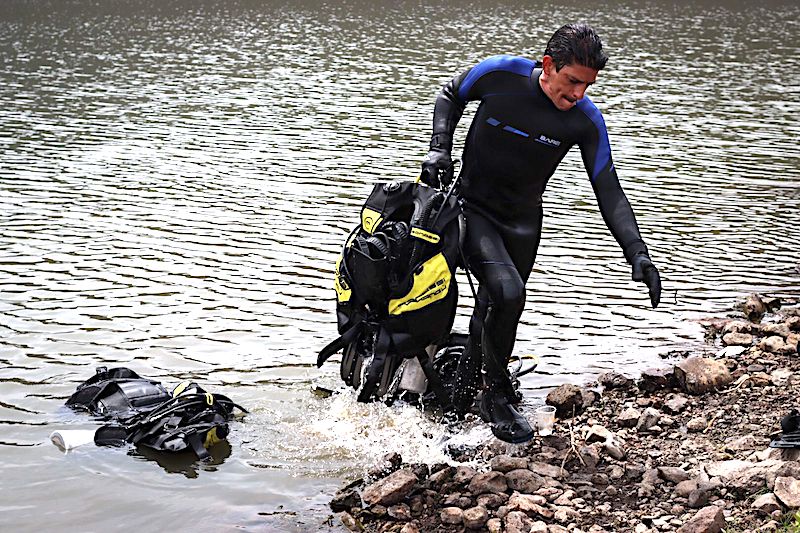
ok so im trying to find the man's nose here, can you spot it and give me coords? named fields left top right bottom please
left=573, top=85, right=587, bottom=101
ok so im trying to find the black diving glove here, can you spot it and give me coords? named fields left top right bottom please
left=420, top=148, right=452, bottom=189
left=631, top=252, right=661, bottom=308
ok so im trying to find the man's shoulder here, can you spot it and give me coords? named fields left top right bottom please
left=471, top=55, right=538, bottom=77
left=575, top=96, right=607, bottom=130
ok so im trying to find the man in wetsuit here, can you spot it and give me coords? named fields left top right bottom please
left=420, top=23, right=662, bottom=443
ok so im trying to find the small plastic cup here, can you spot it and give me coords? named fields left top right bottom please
left=535, top=405, right=556, bottom=436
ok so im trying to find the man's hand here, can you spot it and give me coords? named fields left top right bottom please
left=420, top=149, right=452, bottom=189
left=631, top=253, right=661, bottom=308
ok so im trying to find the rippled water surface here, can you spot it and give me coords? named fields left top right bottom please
left=1, top=0, right=799, bottom=530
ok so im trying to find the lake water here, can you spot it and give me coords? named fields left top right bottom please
left=1, top=0, right=798, bottom=530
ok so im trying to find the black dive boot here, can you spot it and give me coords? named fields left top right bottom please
left=451, top=343, right=482, bottom=414
left=479, top=387, right=534, bottom=444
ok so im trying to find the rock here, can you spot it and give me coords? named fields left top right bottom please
left=722, top=332, right=753, bottom=346
left=505, top=469, right=545, bottom=493
left=609, top=465, right=625, bottom=479
left=742, top=293, right=767, bottom=322
left=639, top=367, right=676, bottom=392
left=330, top=488, right=363, bottom=512
left=454, top=465, right=477, bottom=485
left=774, top=476, right=800, bottom=507
left=476, top=492, right=508, bottom=509
left=486, top=517, right=502, bottom=533
left=425, top=466, right=454, bottom=490
left=469, top=470, right=508, bottom=495
left=408, top=463, right=429, bottom=481
left=674, top=357, right=732, bottom=395
left=440, top=506, right=464, bottom=525
left=688, top=489, right=709, bottom=508
left=388, top=503, right=412, bottom=521
left=763, top=296, right=782, bottom=311
left=637, top=407, right=661, bottom=432
left=659, top=466, right=691, bottom=484
left=546, top=384, right=584, bottom=418
left=504, top=510, right=535, bottom=533
left=724, top=435, right=760, bottom=452
left=598, top=372, right=634, bottom=389
left=530, top=521, right=549, bottom=533
left=603, top=441, right=626, bottom=461
left=553, top=505, right=580, bottom=523
left=663, top=394, right=690, bottom=415
left=751, top=492, right=782, bottom=514
left=687, top=416, right=707, bottom=432
left=591, top=472, right=610, bottom=486
left=463, top=506, right=489, bottom=529
left=704, top=459, right=795, bottom=497
left=507, top=492, right=551, bottom=516
left=581, top=388, right=600, bottom=407
left=676, top=505, right=725, bottom=533
left=340, top=511, right=364, bottom=531
left=362, top=469, right=418, bottom=506
left=771, top=368, right=795, bottom=387
left=722, top=320, right=758, bottom=335
left=763, top=323, right=791, bottom=338
left=760, top=335, right=790, bottom=354
left=399, top=523, right=419, bottom=533
left=617, top=407, right=641, bottom=428
left=529, top=461, right=563, bottom=479
left=585, top=424, right=614, bottom=443
left=491, top=455, right=528, bottom=472
left=579, top=444, right=601, bottom=471
left=675, top=479, right=699, bottom=498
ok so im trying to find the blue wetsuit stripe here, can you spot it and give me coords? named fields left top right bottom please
left=457, top=55, right=536, bottom=102
left=576, top=98, right=611, bottom=182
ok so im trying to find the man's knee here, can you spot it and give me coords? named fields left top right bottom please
left=488, top=276, right=526, bottom=318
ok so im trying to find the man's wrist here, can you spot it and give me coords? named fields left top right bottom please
left=429, top=133, right=452, bottom=152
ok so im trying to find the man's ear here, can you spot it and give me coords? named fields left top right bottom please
left=541, top=55, right=555, bottom=79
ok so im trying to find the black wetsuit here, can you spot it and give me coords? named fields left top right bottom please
left=429, top=55, right=649, bottom=392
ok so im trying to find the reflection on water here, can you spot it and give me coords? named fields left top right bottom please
left=1, top=0, right=799, bottom=529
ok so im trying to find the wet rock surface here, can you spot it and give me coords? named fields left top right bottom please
left=331, top=297, right=800, bottom=532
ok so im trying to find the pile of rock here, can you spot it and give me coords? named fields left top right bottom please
left=329, top=295, right=800, bottom=532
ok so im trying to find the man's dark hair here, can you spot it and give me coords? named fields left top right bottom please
left=544, top=23, right=608, bottom=71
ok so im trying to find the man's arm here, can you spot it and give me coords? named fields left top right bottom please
left=421, top=70, right=470, bottom=188
left=576, top=99, right=661, bottom=307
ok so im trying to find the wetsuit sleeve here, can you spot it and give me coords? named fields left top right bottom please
left=577, top=102, right=649, bottom=263
left=429, top=69, right=471, bottom=151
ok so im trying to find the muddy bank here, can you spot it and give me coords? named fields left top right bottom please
left=329, top=294, right=800, bottom=532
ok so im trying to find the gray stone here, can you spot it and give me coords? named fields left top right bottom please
left=676, top=505, right=725, bottom=533
left=598, top=372, right=634, bottom=389
left=530, top=521, right=549, bottom=533
left=704, top=459, right=794, bottom=497
left=491, top=455, right=528, bottom=472
left=582, top=388, right=600, bottom=408
left=454, top=465, right=477, bottom=485
left=469, top=470, right=508, bottom=495
left=603, top=442, right=626, bottom=461
left=722, top=332, right=753, bottom=346
left=760, top=335, right=790, bottom=354
left=546, top=384, right=584, bottom=418
left=674, top=357, right=732, bottom=395
left=330, top=488, right=362, bottom=512
left=388, top=503, right=412, bottom=521
left=742, top=293, right=767, bottom=322
left=659, top=466, right=691, bottom=484
left=639, top=367, right=676, bottom=392
left=751, top=492, right=782, bottom=514
left=675, top=479, right=699, bottom=498
left=763, top=323, right=791, bottom=338
left=504, top=510, right=535, bottom=533
left=505, top=469, right=545, bottom=493
left=586, top=424, right=614, bottom=443
left=722, top=320, right=758, bottom=335
left=399, top=523, right=420, bottom=533
left=663, top=394, right=690, bottom=415
left=476, top=492, right=508, bottom=509
left=617, top=407, right=641, bottom=428
left=687, top=416, right=707, bottom=432
left=506, top=492, right=551, bottom=517
left=339, top=511, right=364, bottom=532
left=486, top=518, right=502, bottom=533
left=440, top=506, right=464, bottom=525
left=579, top=444, right=601, bottom=471
left=609, top=465, right=625, bottom=479
left=637, top=407, right=661, bottom=432
left=688, top=489, right=709, bottom=508
left=425, top=465, right=454, bottom=490
left=528, top=461, right=563, bottom=479
left=362, top=469, right=418, bottom=506
left=463, top=506, right=489, bottom=529
left=724, top=435, right=760, bottom=452
left=774, top=476, right=800, bottom=508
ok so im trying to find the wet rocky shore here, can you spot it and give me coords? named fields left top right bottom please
left=328, top=294, right=800, bottom=532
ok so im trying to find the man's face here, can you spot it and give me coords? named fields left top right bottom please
left=540, top=55, right=599, bottom=111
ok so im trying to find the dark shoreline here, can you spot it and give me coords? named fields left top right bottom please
left=328, top=294, right=800, bottom=533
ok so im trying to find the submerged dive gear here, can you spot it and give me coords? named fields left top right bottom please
left=631, top=252, right=662, bottom=308
left=318, top=180, right=463, bottom=406
left=66, top=367, right=247, bottom=461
